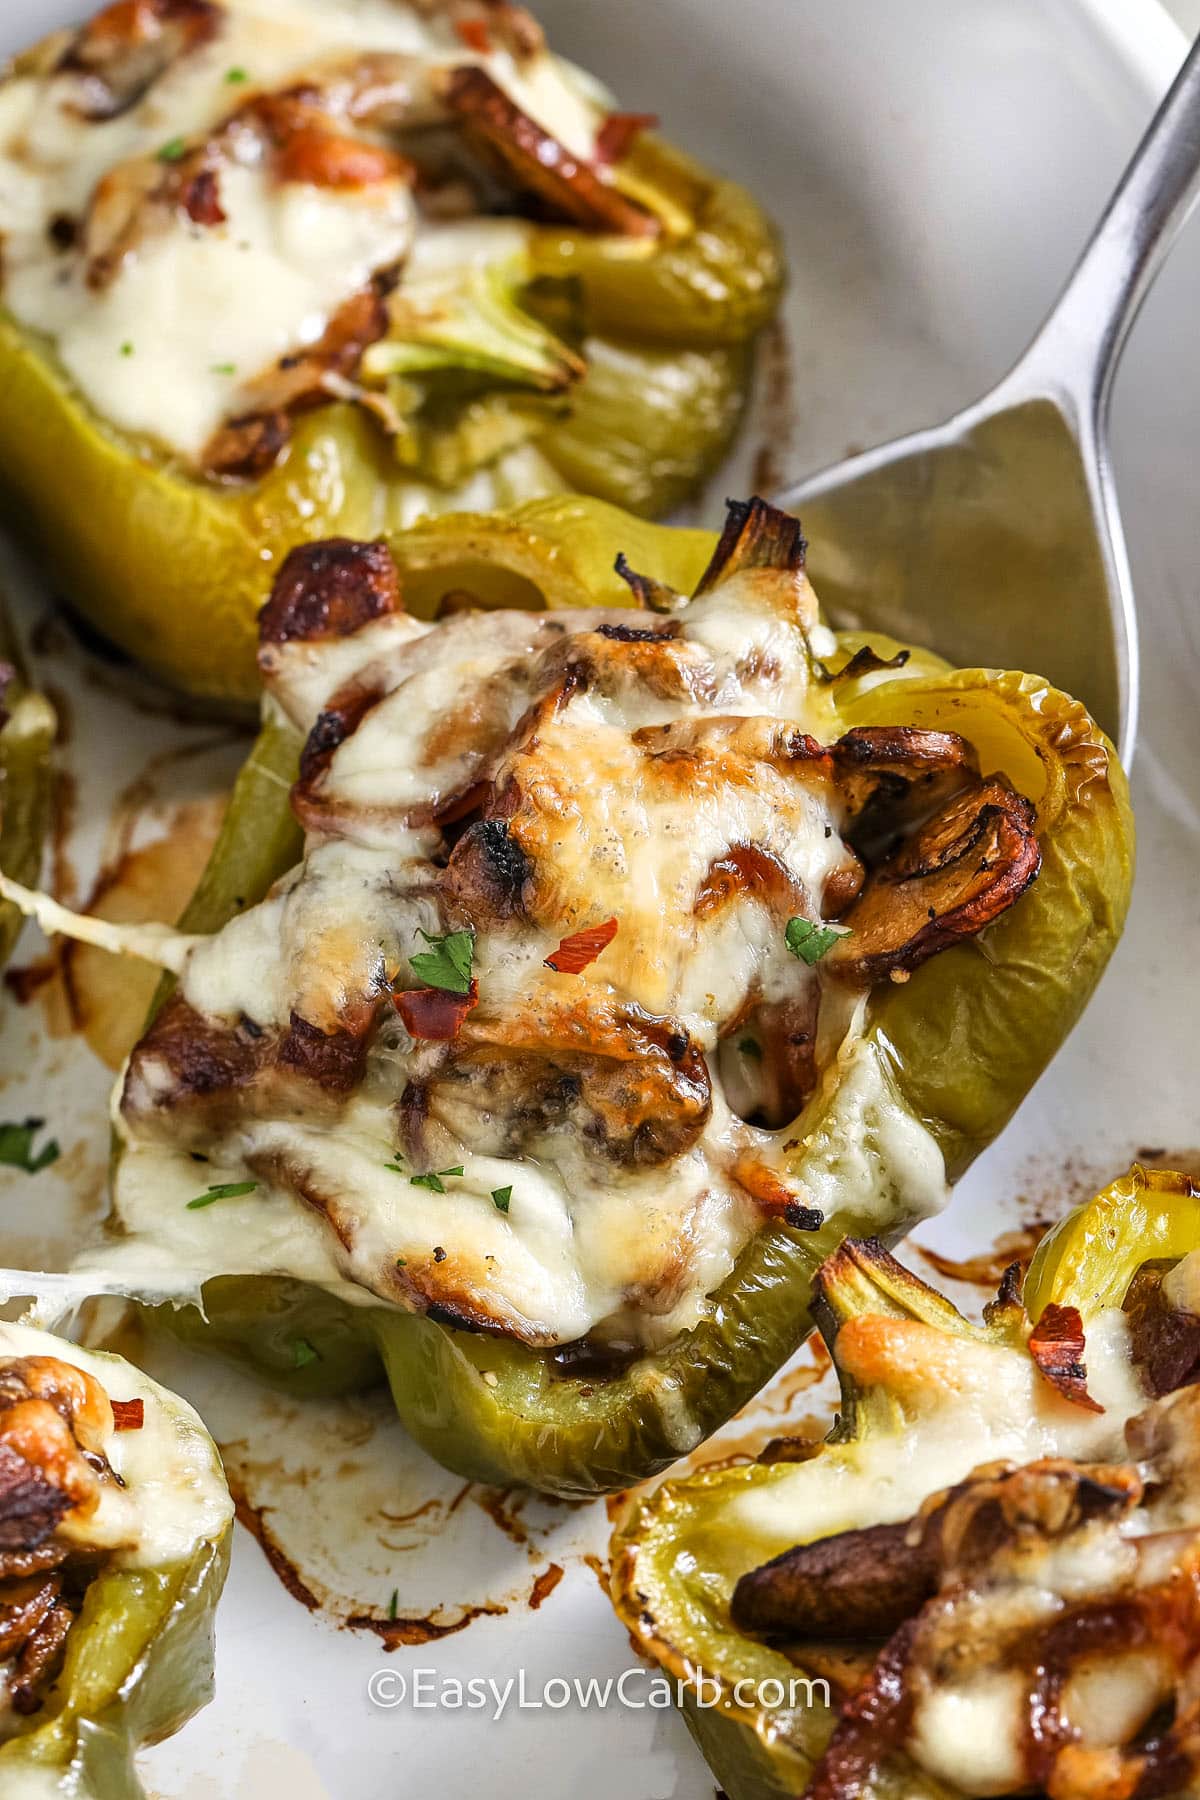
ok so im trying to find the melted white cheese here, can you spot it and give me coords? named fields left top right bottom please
left=0, top=1321, right=231, bottom=1570
left=0, top=0, right=602, bottom=459
left=783, top=1025, right=948, bottom=1228
left=731, top=1310, right=1145, bottom=1546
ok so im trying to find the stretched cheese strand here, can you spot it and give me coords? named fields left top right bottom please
left=0, top=871, right=200, bottom=974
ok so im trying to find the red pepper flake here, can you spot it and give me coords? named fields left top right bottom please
left=594, top=112, right=658, bottom=165
left=1028, top=1303, right=1104, bottom=1413
left=111, top=1398, right=145, bottom=1431
left=455, top=17, right=493, bottom=53
left=545, top=919, right=618, bottom=974
left=395, top=981, right=479, bottom=1041
left=182, top=166, right=227, bottom=226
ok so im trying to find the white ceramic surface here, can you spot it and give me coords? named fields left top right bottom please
left=1, top=3, right=1199, bottom=1796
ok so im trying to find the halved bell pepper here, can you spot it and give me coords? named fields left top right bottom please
left=0, top=1319, right=232, bottom=1799
left=0, top=600, right=56, bottom=973
left=0, top=18, right=781, bottom=712
left=112, top=492, right=1135, bottom=1497
left=610, top=1164, right=1200, bottom=1800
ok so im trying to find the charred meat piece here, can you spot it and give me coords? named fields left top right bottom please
left=0, top=1544, right=70, bottom=1581
left=57, top=0, right=219, bottom=121
left=120, top=994, right=373, bottom=1151
left=259, top=538, right=402, bottom=651
left=195, top=409, right=290, bottom=484
left=0, top=1573, right=62, bottom=1660
left=1124, top=1261, right=1200, bottom=1399
left=10, top=1595, right=75, bottom=1715
left=0, top=1444, right=70, bottom=1553
left=825, top=776, right=1041, bottom=983
left=441, top=67, right=659, bottom=237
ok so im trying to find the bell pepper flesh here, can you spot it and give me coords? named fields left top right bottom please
left=0, top=601, right=57, bottom=972
left=0, top=1539, right=231, bottom=1799
left=0, top=131, right=781, bottom=707
left=125, top=495, right=1133, bottom=1497
left=609, top=1164, right=1189, bottom=1800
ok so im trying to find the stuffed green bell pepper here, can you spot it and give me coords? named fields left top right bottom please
left=0, top=1315, right=231, bottom=1798
left=0, top=492, right=1132, bottom=1496
left=0, top=0, right=781, bottom=706
left=612, top=1164, right=1200, bottom=1800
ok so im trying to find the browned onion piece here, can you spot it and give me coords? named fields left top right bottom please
left=693, top=494, right=807, bottom=595
left=824, top=776, right=1041, bottom=982
left=441, top=66, right=659, bottom=237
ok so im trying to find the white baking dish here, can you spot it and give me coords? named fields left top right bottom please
left=0, top=2, right=1198, bottom=1794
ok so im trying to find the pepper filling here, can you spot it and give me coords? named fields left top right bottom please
left=99, top=497, right=1041, bottom=1355
left=0, top=0, right=663, bottom=478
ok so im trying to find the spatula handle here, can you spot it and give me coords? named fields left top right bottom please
left=1020, top=31, right=1200, bottom=416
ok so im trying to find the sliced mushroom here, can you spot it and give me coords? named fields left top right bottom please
left=258, top=538, right=402, bottom=650
left=824, top=776, right=1041, bottom=983
left=440, top=66, right=659, bottom=237
left=120, top=994, right=375, bottom=1151
left=443, top=818, right=534, bottom=924
left=418, top=1001, right=712, bottom=1170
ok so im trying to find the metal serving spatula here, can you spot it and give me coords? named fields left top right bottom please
left=776, top=34, right=1200, bottom=764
